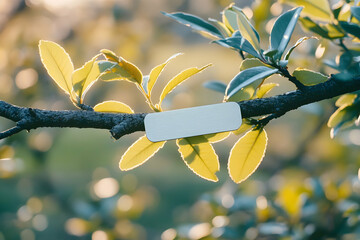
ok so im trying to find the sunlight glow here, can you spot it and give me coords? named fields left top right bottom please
left=15, top=68, right=38, bottom=90
left=256, top=195, right=268, bottom=210
left=161, top=228, right=177, bottom=240
left=221, top=194, right=234, bottom=208
left=65, top=218, right=89, bottom=236
left=93, top=177, right=119, bottom=198
left=92, top=230, right=108, bottom=240
left=189, top=223, right=211, bottom=240
left=117, top=195, right=133, bottom=212
left=212, top=216, right=229, bottom=227
left=315, top=45, right=326, bottom=59
left=32, top=214, right=48, bottom=231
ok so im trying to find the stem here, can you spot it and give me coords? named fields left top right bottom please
left=278, top=67, right=307, bottom=90
left=137, top=84, right=159, bottom=112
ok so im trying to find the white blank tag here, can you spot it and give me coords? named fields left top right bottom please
left=145, top=102, right=242, bottom=142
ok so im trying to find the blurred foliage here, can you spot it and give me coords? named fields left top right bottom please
left=0, top=0, right=359, bottom=240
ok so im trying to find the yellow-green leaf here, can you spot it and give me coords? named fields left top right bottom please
left=159, top=64, right=211, bottom=106
left=100, top=49, right=119, bottom=62
left=99, top=51, right=143, bottom=85
left=223, top=9, right=237, bottom=32
left=255, top=83, right=279, bottom=98
left=38, top=40, right=74, bottom=95
left=327, top=106, right=346, bottom=128
left=293, top=68, right=328, bottom=86
left=240, top=58, right=269, bottom=71
left=119, top=57, right=143, bottom=84
left=280, top=0, right=332, bottom=21
left=177, top=136, right=219, bottom=182
left=145, top=53, right=183, bottom=96
left=228, top=128, right=268, bottom=183
left=72, top=55, right=101, bottom=103
left=94, top=101, right=134, bottom=114
left=233, top=7, right=261, bottom=51
left=232, top=123, right=253, bottom=135
left=203, top=131, right=231, bottom=143
left=208, top=18, right=232, bottom=38
left=335, top=94, right=357, bottom=107
left=119, top=135, right=166, bottom=171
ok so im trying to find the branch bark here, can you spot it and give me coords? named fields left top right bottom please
left=1, top=76, right=359, bottom=140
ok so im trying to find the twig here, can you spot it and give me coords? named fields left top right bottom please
left=0, top=75, right=359, bottom=140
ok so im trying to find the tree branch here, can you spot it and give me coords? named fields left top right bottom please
left=0, top=76, right=359, bottom=140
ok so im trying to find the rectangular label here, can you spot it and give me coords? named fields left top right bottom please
left=145, top=102, right=242, bottom=142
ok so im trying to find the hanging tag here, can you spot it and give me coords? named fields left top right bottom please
left=145, top=102, right=242, bottom=142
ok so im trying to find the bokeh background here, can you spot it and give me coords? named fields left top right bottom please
left=0, top=0, right=359, bottom=239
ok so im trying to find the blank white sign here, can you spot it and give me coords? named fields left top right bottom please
left=145, top=102, right=242, bottom=142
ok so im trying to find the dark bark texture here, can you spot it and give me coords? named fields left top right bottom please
left=1, top=76, right=359, bottom=140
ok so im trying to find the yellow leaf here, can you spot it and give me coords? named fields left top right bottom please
left=280, top=0, right=332, bottom=21
left=228, top=128, right=268, bottom=183
left=232, top=123, right=253, bottom=135
left=146, top=53, right=183, bottom=96
left=100, top=49, right=119, bottom=62
left=203, top=131, right=231, bottom=143
left=38, top=40, right=74, bottom=95
left=118, top=57, right=143, bottom=85
left=119, top=135, right=166, bottom=170
left=177, top=136, right=219, bottom=182
left=255, top=83, right=279, bottom=99
left=72, top=55, right=101, bottom=103
left=94, top=101, right=134, bottom=114
left=159, top=64, right=211, bottom=106
left=99, top=50, right=143, bottom=85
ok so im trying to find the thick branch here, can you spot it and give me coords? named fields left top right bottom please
left=0, top=76, right=359, bottom=140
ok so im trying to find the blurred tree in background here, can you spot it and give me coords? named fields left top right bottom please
left=0, top=0, right=359, bottom=239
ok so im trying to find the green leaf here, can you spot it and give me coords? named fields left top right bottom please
left=159, top=64, right=211, bottom=107
left=223, top=8, right=238, bottom=32
left=339, top=21, right=360, bottom=39
left=225, top=66, right=278, bottom=100
left=240, top=38, right=261, bottom=58
left=38, top=40, right=74, bottom=95
left=351, top=6, right=360, bottom=22
left=177, top=136, right=219, bottom=182
left=144, top=53, right=182, bottom=96
left=279, top=0, right=332, bottom=21
left=284, top=36, right=317, bottom=60
left=98, top=61, right=117, bottom=72
left=162, top=12, right=223, bottom=39
left=203, top=81, right=227, bottom=94
left=232, top=7, right=261, bottom=52
left=270, top=7, right=303, bottom=60
left=213, top=35, right=243, bottom=51
left=72, top=55, right=101, bottom=103
left=255, top=83, right=279, bottom=98
left=94, top=100, right=134, bottom=114
left=228, top=128, right=268, bottom=183
left=292, top=68, right=328, bottom=86
left=119, top=135, right=166, bottom=170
